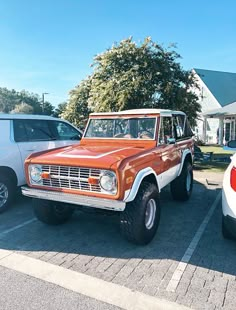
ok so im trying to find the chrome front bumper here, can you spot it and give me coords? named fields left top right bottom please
left=21, top=186, right=126, bottom=211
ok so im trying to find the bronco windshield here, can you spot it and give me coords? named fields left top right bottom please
left=85, top=117, right=156, bottom=139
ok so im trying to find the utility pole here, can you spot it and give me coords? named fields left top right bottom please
left=42, top=92, right=49, bottom=113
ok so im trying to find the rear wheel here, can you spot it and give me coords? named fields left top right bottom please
left=171, top=161, right=193, bottom=201
left=33, top=198, right=74, bottom=225
left=120, top=182, right=160, bottom=245
left=222, top=216, right=234, bottom=239
left=0, top=175, right=16, bottom=213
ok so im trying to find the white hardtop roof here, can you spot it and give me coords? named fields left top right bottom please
left=0, top=113, right=59, bottom=120
left=90, top=108, right=185, bottom=116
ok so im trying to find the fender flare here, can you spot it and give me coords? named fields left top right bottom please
left=177, top=149, right=193, bottom=176
left=124, top=167, right=160, bottom=203
left=0, top=166, right=18, bottom=187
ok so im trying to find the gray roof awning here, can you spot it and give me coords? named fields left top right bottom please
left=203, top=101, right=236, bottom=118
left=194, top=68, right=236, bottom=107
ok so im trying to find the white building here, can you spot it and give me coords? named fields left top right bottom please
left=193, top=68, right=236, bottom=144
left=203, top=101, right=236, bottom=145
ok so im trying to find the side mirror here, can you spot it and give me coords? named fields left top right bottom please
left=167, top=137, right=176, bottom=145
left=227, top=140, right=236, bottom=148
left=70, top=134, right=81, bottom=140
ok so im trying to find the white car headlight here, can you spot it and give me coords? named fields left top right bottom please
left=100, top=171, right=117, bottom=194
left=29, top=165, right=42, bottom=184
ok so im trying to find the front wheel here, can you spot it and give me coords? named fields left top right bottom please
left=120, top=182, right=160, bottom=245
left=33, top=198, right=74, bottom=225
left=171, top=161, right=193, bottom=201
left=0, top=175, right=16, bottom=213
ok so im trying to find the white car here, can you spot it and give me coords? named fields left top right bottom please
left=0, top=114, right=82, bottom=213
left=222, top=140, right=236, bottom=239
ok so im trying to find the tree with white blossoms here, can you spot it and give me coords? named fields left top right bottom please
left=63, top=37, right=200, bottom=126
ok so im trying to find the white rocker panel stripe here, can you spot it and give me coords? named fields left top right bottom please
left=124, top=164, right=182, bottom=203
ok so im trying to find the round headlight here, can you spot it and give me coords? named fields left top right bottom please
left=100, top=171, right=117, bottom=193
left=29, top=165, right=42, bottom=184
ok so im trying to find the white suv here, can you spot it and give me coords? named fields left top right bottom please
left=222, top=140, right=236, bottom=239
left=0, top=114, right=82, bottom=213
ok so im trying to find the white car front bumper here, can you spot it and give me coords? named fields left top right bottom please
left=222, top=162, right=236, bottom=237
left=222, top=165, right=236, bottom=218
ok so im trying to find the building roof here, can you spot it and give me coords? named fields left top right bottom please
left=203, top=101, right=236, bottom=117
left=194, top=68, right=236, bottom=107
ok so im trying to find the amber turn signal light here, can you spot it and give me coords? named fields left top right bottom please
left=88, top=177, right=99, bottom=185
left=41, top=172, right=51, bottom=179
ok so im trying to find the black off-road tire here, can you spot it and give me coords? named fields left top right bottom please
left=120, top=182, right=160, bottom=245
left=33, top=198, right=74, bottom=225
left=171, top=161, right=193, bottom=201
left=222, top=216, right=234, bottom=240
left=0, top=175, right=16, bottom=214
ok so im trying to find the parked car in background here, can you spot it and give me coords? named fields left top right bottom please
left=22, top=109, right=194, bottom=245
left=0, top=114, right=82, bottom=213
left=222, top=140, right=236, bottom=239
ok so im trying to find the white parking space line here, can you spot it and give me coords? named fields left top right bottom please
left=0, top=249, right=190, bottom=310
left=0, top=218, right=36, bottom=238
left=166, top=191, right=221, bottom=292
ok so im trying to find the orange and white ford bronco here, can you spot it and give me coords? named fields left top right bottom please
left=22, top=109, right=194, bottom=244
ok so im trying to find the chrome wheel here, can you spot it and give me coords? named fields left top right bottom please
left=0, top=182, right=8, bottom=209
left=145, top=198, right=156, bottom=230
left=186, top=170, right=191, bottom=192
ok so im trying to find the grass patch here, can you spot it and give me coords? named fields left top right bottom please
left=194, top=144, right=233, bottom=172
left=200, top=145, right=234, bottom=155
left=193, top=161, right=228, bottom=172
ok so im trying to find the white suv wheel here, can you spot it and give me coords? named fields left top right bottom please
left=0, top=182, right=8, bottom=209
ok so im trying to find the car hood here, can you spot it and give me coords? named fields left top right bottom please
left=27, top=144, right=150, bottom=169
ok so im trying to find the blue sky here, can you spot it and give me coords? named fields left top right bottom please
left=0, top=0, right=236, bottom=107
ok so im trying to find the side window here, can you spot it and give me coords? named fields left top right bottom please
left=13, top=120, right=55, bottom=142
left=173, top=114, right=193, bottom=139
left=184, top=118, right=194, bottom=137
left=173, top=115, right=185, bottom=139
left=51, top=121, right=81, bottom=140
left=14, top=120, right=28, bottom=142
left=159, top=116, right=174, bottom=145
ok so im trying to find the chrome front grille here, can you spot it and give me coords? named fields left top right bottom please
left=42, top=165, right=102, bottom=193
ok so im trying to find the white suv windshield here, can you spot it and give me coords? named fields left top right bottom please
left=85, top=117, right=156, bottom=139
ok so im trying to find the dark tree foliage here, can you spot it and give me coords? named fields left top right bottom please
left=53, top=102, right=68, bottom=118
left=0, top=87, right=54, bottom=115
left=61, top=79, right=92, bottom=128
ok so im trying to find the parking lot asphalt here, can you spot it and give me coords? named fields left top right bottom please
left=0, top=170, right=236, bottom=310
left=0, top=265, right=122, bottom=310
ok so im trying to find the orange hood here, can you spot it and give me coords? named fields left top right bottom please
left=26, top=143, right=154, bottom=169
